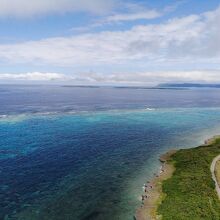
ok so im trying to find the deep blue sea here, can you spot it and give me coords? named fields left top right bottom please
left=1, top=85, right=220, bottom=220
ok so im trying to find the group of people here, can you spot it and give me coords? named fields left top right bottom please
left=141, top=165, right=165, bottom=204
left=141, top=182, right=152, bottom=203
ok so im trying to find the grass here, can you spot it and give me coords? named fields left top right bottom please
left=158, top=138, right=220, bottom=220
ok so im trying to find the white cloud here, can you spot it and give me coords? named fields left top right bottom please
left=102, top=1, right=184, bottom=23
left=105, top=9, right=161, bottom=23
left=0, top=5, right=219, bottom=67
left=0, top=4, right=220, bottom=87
left=75, top=70, right=220, bottom=85
left=0, top=0, right=116, bottom=17
left=0, top=72, right=67, bottom=81
left=1, top=70, right=220, bottom=85
left=71, top=1, right=185, bottom=33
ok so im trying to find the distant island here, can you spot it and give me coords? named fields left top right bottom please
left=136, top=136, right=220, bottom=220
left=61, top=85, right=186, bottom=90
left=61, top=83, right=220, bottom=90
left=62, top=85, right=100, bottom=88
left=158, top=83, right=220, bottom=88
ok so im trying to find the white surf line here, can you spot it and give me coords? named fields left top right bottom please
left=210, top=155, right=220, bottom=199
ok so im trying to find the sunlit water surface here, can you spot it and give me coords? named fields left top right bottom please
left=1, top=85, right=220, bottom=220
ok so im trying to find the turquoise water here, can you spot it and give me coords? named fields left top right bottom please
left=1, top=108, right=220, bottom=220
left=1, top=86, right=220, bottom=220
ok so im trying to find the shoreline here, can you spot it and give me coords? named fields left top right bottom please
left=135, top=136, right=220, bottom=220
left=135, top=150, right=176, bottom=220
left=203, top=135, right=220, bottom=145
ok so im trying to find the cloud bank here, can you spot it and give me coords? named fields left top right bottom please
left=1, top=70, right=220, bottom=85
left=0, top=3, right=219, bottom=85
left=0, top=0, right=116, bottom=17
left=0, top=5, right=219, bottom=67
left=75, top=70, right=220, bottom=85
left=105, top=9, right=161, bottom=23
left=0, top=72, right=66, bottom=81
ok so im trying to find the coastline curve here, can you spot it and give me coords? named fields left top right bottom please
left=210, top=154, right=220, bottom=199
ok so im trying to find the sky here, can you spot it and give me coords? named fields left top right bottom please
left=0, top=0, right=220, bottom=85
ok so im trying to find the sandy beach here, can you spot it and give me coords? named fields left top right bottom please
left=135, top=150, right=176, bottom=220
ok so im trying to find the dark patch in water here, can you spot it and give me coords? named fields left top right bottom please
left=109, top=187, right=117, bottom=193
left=81, top=211, right=101, bottom=220
left=117, top=174, right=122, bottom=178
left=112, top=199, right=120, bottom=204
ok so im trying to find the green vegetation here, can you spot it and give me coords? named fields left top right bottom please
left=158, top=138, right=220, bottom=220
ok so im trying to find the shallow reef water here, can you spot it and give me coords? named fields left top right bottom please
left=1, top=86, right=220, bottom=219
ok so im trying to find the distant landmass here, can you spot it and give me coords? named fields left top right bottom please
left=61, top=85, right=186, bottom=90
left=158, top=83, right=220, bottom=88
left=113, top=86, right=183, bottom=90
left=62, top=85, right=100, bottom=88
left=61, top=84, right=220, bottom=90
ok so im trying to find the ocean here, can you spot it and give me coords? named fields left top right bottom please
left=1, top=85, right=220, bottom=220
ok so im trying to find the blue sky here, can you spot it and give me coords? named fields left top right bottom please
left=0, top=0, right=220, bottom=85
